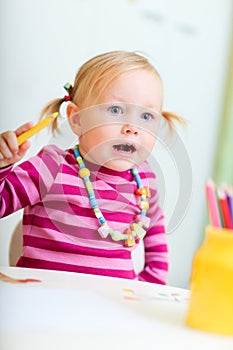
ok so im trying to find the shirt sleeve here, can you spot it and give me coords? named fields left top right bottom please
left=137, top=212, right=168, bottom=284
left=0, top=145, right=60, bottom=218
left=137, top=164, right=169, bottom=284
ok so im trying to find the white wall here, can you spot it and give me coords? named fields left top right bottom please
left=0, top=0, right=232, bottom=287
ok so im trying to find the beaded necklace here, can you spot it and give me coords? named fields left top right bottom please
left=74, top=145, right=151, bottom=247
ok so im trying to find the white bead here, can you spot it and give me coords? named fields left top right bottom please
left=136, top=215, right=151, bottom=229
left=94, top=209, right=103, bottom=219
left=111, top=230, right=127, bottom=241
left=98, top=225, right=110, bottom=238
left=131, top=223, right=146, bottom=239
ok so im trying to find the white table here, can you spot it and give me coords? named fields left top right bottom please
left=0, top=266, right=232, bottom=350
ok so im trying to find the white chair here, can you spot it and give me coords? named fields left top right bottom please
left=9, top=220, right=23, bottom=266
left=0, top=211, right=23, bottom=266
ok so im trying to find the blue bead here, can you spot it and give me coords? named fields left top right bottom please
left=83, top=176, right=89, bottom=183
left=134, top=174, right=142, bottom=187
left=131, top=167, right=138, bottom=175
left=99, top=217, right=106, bottom=224
left=73, top=148, right=79, bottom=158
left=89, top=192, right=95, bottom=199
left=90, top=198, right=98, bottom=208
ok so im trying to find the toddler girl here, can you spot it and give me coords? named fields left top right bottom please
left=0, top=51, right=182, bottom=284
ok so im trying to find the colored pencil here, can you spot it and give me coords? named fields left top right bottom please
left=205, top=179, right=221, bottom=228
left=218, top=188, right=233, bottom=229
left=225, top=186, right=233, bottom=228
left=17, top=112, right=59, bottom=146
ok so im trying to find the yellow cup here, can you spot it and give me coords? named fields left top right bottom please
left=186, top=226, right=233, bottom=336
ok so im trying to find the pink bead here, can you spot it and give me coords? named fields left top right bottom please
left=136, top=215, right=151, bottom=229
left=98, top=225, right=110, bottom=238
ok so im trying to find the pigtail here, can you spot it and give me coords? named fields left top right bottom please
left=39, top=83, right=74, bottom=134
left=161, top=110, right=186, bottom=130
left=39, top=98, right=64, bottom=134
left=158, top=111, right=187, bottom=144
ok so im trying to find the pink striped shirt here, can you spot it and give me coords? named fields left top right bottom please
left=0, top=145, right=168, bottom=284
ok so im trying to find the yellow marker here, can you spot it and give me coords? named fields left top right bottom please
left=17, top=112, right=59, bottom=146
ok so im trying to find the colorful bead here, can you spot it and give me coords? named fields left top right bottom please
left=74, top=145, right=151, bottom=246
left=98, top=225, right=110, bottom=238
left=134, top=187, right=151, bottom=198
left=131, top=167, right=138, bottom=175
left=110, top=230, right=127, bottom=241
left=86, top=181, right=93, bottom=193
left=139, top=200, right=149, bottom=210
left=76, top=156, right=83, bottom=164
left=64, top=82, right=72, bottom=91
left=94, top=208, right=103, bottom=219
left=124, top=228, right=136, bottom=247
left=99, top=217, right=106, bottom=224
left=131, top=168, right=143, bottom=188
left=89, top=192, right=95, bottom=199
left=136, top=215, right=151, bottom=229
left=131, top=223, right=146, bottom=239
left=90, top=198, right=98, bottom=208
left=79, top=167, right=90, bottom=178
left=134, top=176, right=143, bottom=188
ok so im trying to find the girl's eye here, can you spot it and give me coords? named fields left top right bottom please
left=141, top=113, right=153, bottom=121
left=108, top=106, right=123, bottom=115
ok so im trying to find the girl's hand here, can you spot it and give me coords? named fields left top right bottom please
left=0, top=122, right=33, bottom=168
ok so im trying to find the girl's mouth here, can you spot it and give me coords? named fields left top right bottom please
left=113, top=143, right=136, bottom=154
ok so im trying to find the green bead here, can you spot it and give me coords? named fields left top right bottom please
left=85, top=181, right=93, bottom=193
left=76, top=156, right=83, bottom=164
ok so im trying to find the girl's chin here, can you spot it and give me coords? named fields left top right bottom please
left=103, top=159, right=140, bottom=172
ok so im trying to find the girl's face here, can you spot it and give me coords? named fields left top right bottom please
left=70, top=69, right=163, bottom=171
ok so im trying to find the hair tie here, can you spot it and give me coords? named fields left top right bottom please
left=63, top=82, right=73, bottom=102
left=64, top=95, right=71, bottom=101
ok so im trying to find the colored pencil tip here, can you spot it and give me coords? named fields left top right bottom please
left=206, top=178, right=215, bottom=188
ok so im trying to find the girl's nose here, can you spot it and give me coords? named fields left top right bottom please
left=121, top=124, right=139, bottom=135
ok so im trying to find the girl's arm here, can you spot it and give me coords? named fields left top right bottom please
left=138, top=215, right=168, bottom=285
left=0, top=145, right=60, bottom=218
left=137, top=168, right=168, bottom=284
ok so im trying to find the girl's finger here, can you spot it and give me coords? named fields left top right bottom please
left=1, top=131, right=19, bottom=153
left=15, top=121, right=34, bottom=137
left=0, top=136, right=15, bottom=159
left=17, top=140, right=31, bottom=157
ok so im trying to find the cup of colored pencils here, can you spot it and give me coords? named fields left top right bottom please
left=185, top=179, right=233, bottom=336
left=205, top=179, right=233, bottom=230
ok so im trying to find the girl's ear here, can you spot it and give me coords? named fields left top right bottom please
left=66, top=103, right=82, bottom=136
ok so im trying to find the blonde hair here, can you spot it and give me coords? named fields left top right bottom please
left=40, top=50, right=184, bottom=132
